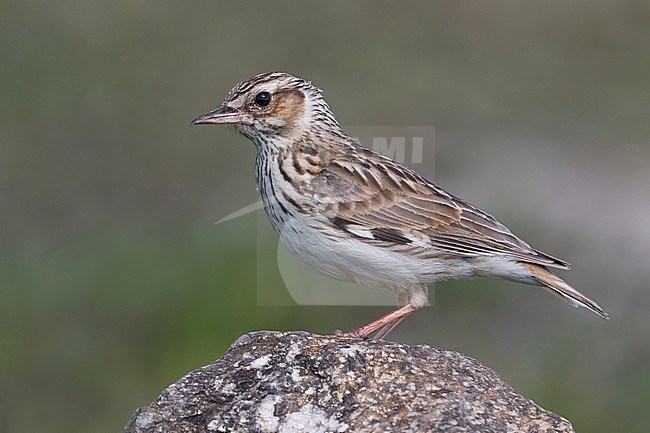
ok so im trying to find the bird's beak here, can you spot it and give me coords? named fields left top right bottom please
left=191, top=106, right=254, bottom=126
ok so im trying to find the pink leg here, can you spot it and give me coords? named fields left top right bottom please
left=372, top=312, right=412, bottom=340
left=335, top=304, right=417, bottom=339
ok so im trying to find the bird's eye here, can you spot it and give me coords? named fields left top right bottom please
left=254, top=91, right=272, bottom=107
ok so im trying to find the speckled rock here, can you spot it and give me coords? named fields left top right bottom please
left=125, top=331, right=574, bottom=433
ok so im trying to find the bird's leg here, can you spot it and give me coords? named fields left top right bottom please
left=372, top=313, right=411, bottom=340
left=335, top=304, right=417, bottom=339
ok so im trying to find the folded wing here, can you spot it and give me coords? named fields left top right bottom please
left=311, top=148, right=570, bottom=270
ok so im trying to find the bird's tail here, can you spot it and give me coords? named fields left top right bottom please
left=519, top=263, right=609, bottom=320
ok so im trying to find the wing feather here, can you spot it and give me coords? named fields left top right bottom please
left=311, top=152, right=570, bottom=270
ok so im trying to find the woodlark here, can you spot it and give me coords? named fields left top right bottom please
left=192, top=72, right=608, bottom=339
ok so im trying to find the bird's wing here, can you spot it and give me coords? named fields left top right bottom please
left=310, top=150, right=570, bottom=269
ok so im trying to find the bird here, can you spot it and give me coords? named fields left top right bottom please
left=191, top=72, right=608, bottom=339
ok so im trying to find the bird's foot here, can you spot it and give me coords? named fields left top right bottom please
left=334, top=328, right=367, bottom=339
left=332, top=305, right=418, bottom=340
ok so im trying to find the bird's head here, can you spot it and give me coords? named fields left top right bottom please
left=191, top=72, right=341, bottom=148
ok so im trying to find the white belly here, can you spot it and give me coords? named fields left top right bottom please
left=276, top=215, right=474, bottom=292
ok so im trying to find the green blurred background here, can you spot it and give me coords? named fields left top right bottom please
left=2, top=1, right=649, bottom=432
